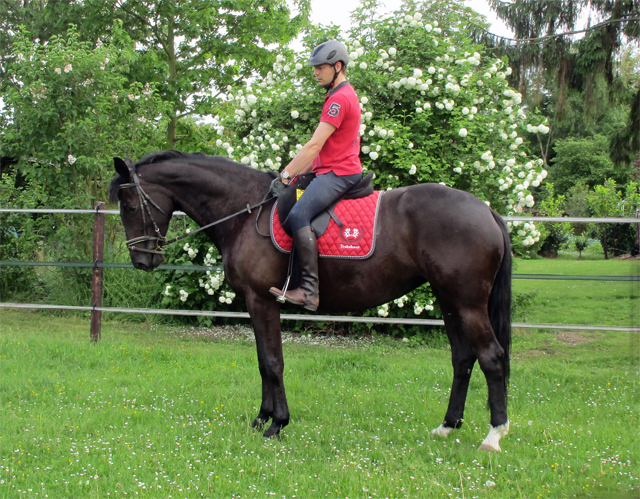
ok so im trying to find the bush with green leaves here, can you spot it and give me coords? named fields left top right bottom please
left=157, top=5, right=552, bottom=324
left=588, top=179, right=639, bottom=259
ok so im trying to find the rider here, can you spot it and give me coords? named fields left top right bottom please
left=269, top=40, right=363, bottom=311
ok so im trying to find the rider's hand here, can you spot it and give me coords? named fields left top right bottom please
left=268, top=177, right=287, bottom=198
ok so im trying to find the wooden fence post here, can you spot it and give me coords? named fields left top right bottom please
left=90, top=202, right=106, bottom=342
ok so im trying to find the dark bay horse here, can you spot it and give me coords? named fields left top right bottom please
left=110, top=150, right=513, bottom=452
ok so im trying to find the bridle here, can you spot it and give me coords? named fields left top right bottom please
left=119, top=166, right=275, bottom=256
left=119, top=169, right=170, bottom=255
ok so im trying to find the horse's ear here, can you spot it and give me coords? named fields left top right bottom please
left=114, top=157, right=130, bottom=180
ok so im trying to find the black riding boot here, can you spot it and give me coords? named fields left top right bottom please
left=270, top=226, right=320, bottom=311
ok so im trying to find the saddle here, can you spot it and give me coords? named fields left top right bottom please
left=276, top=171, right=374, bottom=237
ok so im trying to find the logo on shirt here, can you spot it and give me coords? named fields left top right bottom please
left=328, top=102, right=341, bottom=117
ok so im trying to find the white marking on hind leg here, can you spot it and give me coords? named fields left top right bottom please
left=431, top=424, right=454, bottom=437
left=478, top=421, right=509, bottom=452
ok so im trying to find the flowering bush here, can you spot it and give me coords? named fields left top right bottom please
left=157, top=224, right=240, bottom=326
left=186, top=8, right=550, bottom=322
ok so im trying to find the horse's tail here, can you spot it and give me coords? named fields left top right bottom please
left=488, top=209, right=512, bottom=398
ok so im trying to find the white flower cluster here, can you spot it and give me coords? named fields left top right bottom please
left=393, top=295, right=409, bottom=308
left=219, top=291, right=236, bottom=304
left=526, top=123, right=550, bottom=134
left=507, top=220, right=541, bottom=246
left=414, top=300, right=434, bottom=315
left=183, top=242, right=198, bottom=260
left=199, top=269, right=225, bottom=296
left=179, top=289, right=189, bottom=302
left=203, top=247, right=217, bottom=267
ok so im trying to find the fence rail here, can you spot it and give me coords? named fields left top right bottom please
left=1, top=303, right=637, bottom=333
left=2, top=207, right=639, bottom=224
left=1, top=205, right=638, bottom=339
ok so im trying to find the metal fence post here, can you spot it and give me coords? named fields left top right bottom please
left=90, top=202, right=106, bottom=342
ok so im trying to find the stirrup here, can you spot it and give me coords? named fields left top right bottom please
left=274, top=275, right=291, bottom=303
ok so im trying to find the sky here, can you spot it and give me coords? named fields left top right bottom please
left=306, top=0, right=514, bottom=38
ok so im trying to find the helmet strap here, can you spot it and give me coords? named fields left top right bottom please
left=322, top=64, right=341, bottom=91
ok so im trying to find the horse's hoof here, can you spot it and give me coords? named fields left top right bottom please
left=431, top=424, right=454, bottom=438
left=262, top=423, right=282, bottom=439
left=478, top=442, right=501, bottom=452
left=478, top=421, right=509, bottom=452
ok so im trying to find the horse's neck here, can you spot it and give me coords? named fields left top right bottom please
left=154, top=161, right=267, bottom=249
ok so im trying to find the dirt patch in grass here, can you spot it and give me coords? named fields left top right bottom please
left=555, top=331, right=599, bottom=345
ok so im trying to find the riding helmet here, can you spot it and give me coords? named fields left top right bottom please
left=307, top=40, right=349, bottom=68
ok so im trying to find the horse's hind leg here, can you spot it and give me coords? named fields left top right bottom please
left=432, top=330, right=477, bottom=437
left=436, top=308, right=509, bottom=451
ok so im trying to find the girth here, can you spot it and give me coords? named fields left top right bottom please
left=276, top=171, right=374, bottom=237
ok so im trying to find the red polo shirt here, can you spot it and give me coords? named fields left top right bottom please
left=312, top=82, right=363, bottom=176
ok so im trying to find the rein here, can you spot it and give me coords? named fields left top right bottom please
left=119, top=171, right=274, bottom=255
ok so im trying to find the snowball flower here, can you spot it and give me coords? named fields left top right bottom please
left=179, top=289, right=188, bottom=302
left=537, top=124, right=550, bottom=134
left=67, top=155, right=77, bottom=165
left=246, top=94, right=257, bottom=105
left=389, top=47, right=397, bottom=56
left=359, top=62, right=368, bottom=70
left=462, top=107, right=469, bottom=115
left=458, top=128, right=468, bottom=137
left=361, top=145, right=371, bottom=154
left=413, top=68, right=423, bottom=78
left=361, top=96, right=369, bottom=104
left=409, top=164, right=417, bottom=175
left=290, top=110, right=299, bottom=119
left=453, top=167, right=462, bottom=174
left=369, top=151, right=379, bottom=160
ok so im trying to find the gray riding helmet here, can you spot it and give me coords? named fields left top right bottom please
left=307, top=40, right=349, bottom=68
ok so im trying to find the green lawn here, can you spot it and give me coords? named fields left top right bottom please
left=0, top=309, right=638, bottom=499
left=513, top=259, right=639, bottom=328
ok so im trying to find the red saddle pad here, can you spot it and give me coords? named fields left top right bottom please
left=270, top=191, right=383, bottom=259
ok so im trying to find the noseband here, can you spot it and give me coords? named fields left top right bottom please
left=119, top=170, right=169, bottom=255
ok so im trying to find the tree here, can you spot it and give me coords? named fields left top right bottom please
left=486, top=0, right=640, bottom=166
left=550, top=134, right=631, bottom=195
left=0, top=25, right=166, bottom=206
left=85, top=0, right=311, bottom=146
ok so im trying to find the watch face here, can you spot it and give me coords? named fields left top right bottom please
left=282, top=171, right=290, bottom=179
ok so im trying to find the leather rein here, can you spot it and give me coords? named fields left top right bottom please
left=119, top=170, right=274, bottom=255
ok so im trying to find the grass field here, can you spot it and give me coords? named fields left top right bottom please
left=513, top=259, right=639, bottom=328
left=0, top=308, right=638, bottom=499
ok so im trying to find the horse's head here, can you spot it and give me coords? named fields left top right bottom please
left=110, top=157, right=173, bottom=271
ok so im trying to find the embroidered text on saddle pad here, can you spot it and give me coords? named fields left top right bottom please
left=271, top=191, right=383, bottom=259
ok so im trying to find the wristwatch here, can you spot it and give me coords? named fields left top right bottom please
left=282, top=171, right=290, bottom=180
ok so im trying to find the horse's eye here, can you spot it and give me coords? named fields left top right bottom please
left=126, top=205, right=137, bottom=214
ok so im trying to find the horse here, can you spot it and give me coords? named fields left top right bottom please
left=109, top=150, right=513, bottom=452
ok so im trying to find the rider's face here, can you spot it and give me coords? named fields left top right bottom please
left=313, top=63, right=339, bottom=86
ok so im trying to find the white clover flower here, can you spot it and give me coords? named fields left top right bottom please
left=290, top=110, right=299, bottom=119
left=369, top=151, right=379, bottom=160
left=409, top=164, right=417, bottom=175
left=67, top=155, right=77, bottom=165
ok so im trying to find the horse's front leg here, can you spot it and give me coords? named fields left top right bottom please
left=245, top=290, right=289, bottom=438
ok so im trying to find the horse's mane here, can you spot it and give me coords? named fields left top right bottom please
left=108, top=150, right=271, bottom=204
